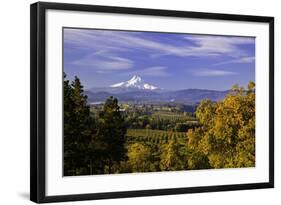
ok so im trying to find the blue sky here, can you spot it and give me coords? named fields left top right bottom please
left=64, top=28, right=255, bottom=91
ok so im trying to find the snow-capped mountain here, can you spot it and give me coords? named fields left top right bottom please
left=86, top=75, right=229, bottom=104
left=110, top=75, right=158, bottom=90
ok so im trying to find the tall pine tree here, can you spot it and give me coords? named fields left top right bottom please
left=64, top=74, right=94, bottom=175
left=96, top=96, right=127, bottom=174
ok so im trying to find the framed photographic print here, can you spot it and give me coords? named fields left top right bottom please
left=30, top=2, right=274, bottom=203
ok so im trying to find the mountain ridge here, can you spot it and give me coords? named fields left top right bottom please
left=85, top=75, right=229, bottom=104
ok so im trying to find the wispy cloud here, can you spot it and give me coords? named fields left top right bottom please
left=123, top=66, right=169, bottom=77
left=71, top=50, right=133, bottom=71
left=191, top=68, right=238, bottom=77
left=64, top=29, right=254, bottom=59
left=183, top=36, right=254, bottom=58
left=214, top=56, right=255, bottom=65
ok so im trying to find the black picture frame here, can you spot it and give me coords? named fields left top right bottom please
left=30, top=2, right=274, bottom=203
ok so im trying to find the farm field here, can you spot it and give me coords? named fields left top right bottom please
left=126, top=129, right=187, bottom=144
left=151, top=111, right=195, bottom=121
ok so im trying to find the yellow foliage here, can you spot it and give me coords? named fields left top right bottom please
left=187, top=81, right=255, bottom=169
left=127, top=143, right=154, bottom=172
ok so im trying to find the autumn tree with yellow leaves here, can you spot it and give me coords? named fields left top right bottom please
left=187, top=81, right=255, bottom=169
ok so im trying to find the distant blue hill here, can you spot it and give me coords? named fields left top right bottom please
left=85, top=75, right=229, bottom=104
left=85, top=88, right=229, bottom=105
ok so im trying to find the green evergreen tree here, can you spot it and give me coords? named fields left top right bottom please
left=64, top=74, right=93, bottom=175
left=96, top=96, right=127, bottom=173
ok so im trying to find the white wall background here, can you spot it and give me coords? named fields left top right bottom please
left=0, top=0, right=279, bottom=204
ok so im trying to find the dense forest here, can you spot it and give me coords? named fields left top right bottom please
left=64, top=73, right=255, bottom=176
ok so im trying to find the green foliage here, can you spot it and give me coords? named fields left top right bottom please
left=123, top=106, right=199, bottom=131
left=64, top=74, right=94, bottom=176
left=95, top=96, right=127, bottom=173
left=174, top=122, right=199, bottom=132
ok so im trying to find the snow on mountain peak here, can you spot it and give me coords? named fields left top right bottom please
left=110, top=75, right=158, bottom=90
left=127, top=75, right=142, bottom=85
left=130, top=75, right=141, bottom=82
